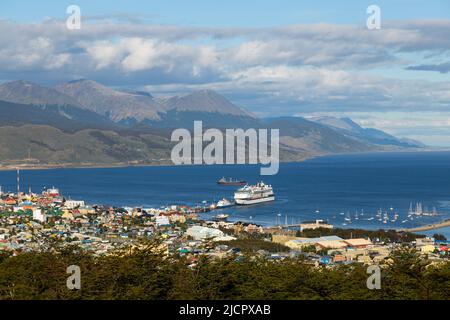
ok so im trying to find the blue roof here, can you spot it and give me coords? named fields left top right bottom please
left=291, top=238, right=321, bottom=244
left=320, top=236, right=343, bottom=241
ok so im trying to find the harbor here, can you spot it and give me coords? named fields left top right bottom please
left=0, top=159, right=449, bottom=273
left=1, top=179, right=448, bottom=264
left=0, top=152, right=450, bottom=238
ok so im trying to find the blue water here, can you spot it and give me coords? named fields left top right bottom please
left=1, top=151, right=450, bottom=238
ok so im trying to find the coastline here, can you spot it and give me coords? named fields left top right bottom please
left=0, top=160, right=175, bottom=171
left=1, top=147, right=448, bottom=172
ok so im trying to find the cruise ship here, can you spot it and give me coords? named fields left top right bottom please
left=234, top=181, right=275, bottom=205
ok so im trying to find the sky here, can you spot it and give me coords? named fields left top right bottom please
left=1, top=0, right=450, bottom=146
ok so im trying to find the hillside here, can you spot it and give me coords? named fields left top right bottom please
left=0, top=125, right=172, bottom=166
left=0, top=79, right=426, bottom=168
left=264, top=117, right=378, bottom=156
left=54, top=79, right=165, bottom=122
left=0, top=80, right=81, bottom=107
left=0, top=99, right=117, bottom=132
left=310, top=116, right=424, bottom=148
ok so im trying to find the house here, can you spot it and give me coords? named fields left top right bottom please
left=64, top=200, right=85, bottom=209
left=315, top=240, right=348, bottom=250
left=332, top=252, right=346, bottom=262
left=285, top=236, right=343, bottom=250
left=285, top=237, right=321, bottom=250
left=343, top=238, right=372, bottom=249
left=155, top=215, right=170, bottom=226
left=420, top=244, right=436, bottom=254
left=32, top=208, right=46, bottom=223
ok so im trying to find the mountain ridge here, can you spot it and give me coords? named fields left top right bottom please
left=309, top=116, right=424, bottom=148
left=0, top=79, right=426, bottom=167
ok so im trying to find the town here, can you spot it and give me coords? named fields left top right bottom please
left=0, top=182, right=448, bottom=267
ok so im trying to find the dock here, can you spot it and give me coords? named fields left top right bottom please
left=399, top=219, right=450, bottom=233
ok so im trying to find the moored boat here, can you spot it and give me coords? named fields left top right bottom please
left=216, top=198, right=234, bottom=208
left=217, top=177, right=247, bottom=186
left=214, top=213, right=229, bottom=221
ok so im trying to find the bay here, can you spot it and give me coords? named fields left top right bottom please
left=1, top=151, right=450, bottom=238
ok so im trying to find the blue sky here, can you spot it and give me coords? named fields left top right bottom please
left=2, top=0, right=450, bottom=25
left=0, top=1, right=450, bottom=145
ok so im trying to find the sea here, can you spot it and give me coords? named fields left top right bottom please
left=1, top=151, right=450, bottom=238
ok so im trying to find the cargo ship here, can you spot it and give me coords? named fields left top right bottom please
left=234, top=181, right=275, bottom=205
left=217, top=177, right=246, bottom=186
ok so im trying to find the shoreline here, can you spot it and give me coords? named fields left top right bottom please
left=1, top=148, right=449, bottom=172
left=0, top=160, right=175, bottom=172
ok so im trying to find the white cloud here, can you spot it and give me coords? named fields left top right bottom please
left=1, top=19, right=450, bottom=147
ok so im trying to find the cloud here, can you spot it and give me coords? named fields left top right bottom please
left=1, top=18, right=450, bottom=117
left=406, top=62, right=450, bottom=73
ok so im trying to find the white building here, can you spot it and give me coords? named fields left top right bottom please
left=155, top=215, right=170, bottom=226
left=186, top=226, right=224, bottom=240
left=64, top=200, right=86, bottom=209
left=32, top=208, right=46, bottom=223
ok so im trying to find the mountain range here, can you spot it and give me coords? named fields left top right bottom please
left=0, top=79, right=425, bottom=168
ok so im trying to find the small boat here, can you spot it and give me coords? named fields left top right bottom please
left=217, top=177, right=246, bottom=186
left=214, top=214, right=229, bottom=221
left=216, top=198, right=234, bottom=209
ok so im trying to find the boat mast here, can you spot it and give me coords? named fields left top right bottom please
left=16, top=168, right=20, bottom=196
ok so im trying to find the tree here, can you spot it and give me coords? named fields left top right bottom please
left=433, top=234, right=447, bottom=241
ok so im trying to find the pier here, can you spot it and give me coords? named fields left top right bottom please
left=399, top=219, right=450, bottom=233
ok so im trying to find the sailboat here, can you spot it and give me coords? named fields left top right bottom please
left=391, top=212, right=399, bottom=223
left=344, top=212, right=352, bottom=224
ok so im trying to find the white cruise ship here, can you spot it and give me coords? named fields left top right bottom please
left=234, top=181, right=275, bottom=205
